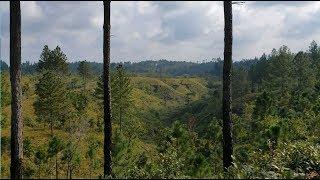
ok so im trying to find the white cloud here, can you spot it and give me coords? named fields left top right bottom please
left=21, top=1, right=43, bottom=21
left=2, top=1, right=320, bottom=64
left=91, top=15, right=103, bottom=28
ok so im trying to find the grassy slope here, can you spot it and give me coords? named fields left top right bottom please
left=0, top=73, right=209, bottom=178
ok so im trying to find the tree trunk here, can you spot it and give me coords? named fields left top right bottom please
left=56, top=154, right=58, bottom=179
left=10, top=2, right=23, bottom=179
left=66, top=163, right=69, bottom=179
left=38, top=165, right=41, bottom=179
left=51, top=122, right=53, bottom=135
left=89, top=163, right=92, bottom=178
left=222, top=1, right=233, bottom=171
left=103, top=1, right=112, bottom=177
left=119, top=107, right=122, bottom=132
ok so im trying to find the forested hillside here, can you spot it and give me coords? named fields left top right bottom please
left=0, top=58, right=257, bottom=77
left=1, top=41, right=320, bottom=178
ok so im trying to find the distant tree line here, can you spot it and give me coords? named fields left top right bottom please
left=0, top=58, right=258, bottom=78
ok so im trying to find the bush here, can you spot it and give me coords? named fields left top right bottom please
left=1, top=136, right=10, bottom=153
left=275, top=142, right=320, bottom=174
left=0, top=115, right=8, bottom=129
left=25, top=116, right=37, bottom=128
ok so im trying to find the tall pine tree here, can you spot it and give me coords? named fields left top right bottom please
left=222, top=1, right=233, bottom=170
left=10, top=1, right=23, bottom=179
left=103, top=1, right=112, bottom=177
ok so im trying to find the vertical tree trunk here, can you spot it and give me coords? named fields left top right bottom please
left=119, top=107, right=122, bottom=132
left=10, top=1, right=23, bottom=179
left=51, top=121, right=53, bottom=135
left=103, top=1, right=112, bottom=177
left=222, top=1, right=233, bottom=171
left=38, top=166, right=41, bottom=178
left=66, top=163, right=69, bottom=179
left=56, top=155, right=58, bottom=179
left=89, top=163, right=92, bottom=178
left=84, top=75, right=86, bottom=93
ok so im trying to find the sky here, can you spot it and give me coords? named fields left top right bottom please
left=1, top=1, right=320, bottom=64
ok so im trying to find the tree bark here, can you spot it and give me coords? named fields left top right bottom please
left=56, top=154, right=58, bottom=179
left=66, top=163, right=69, bottom=179
left=10, top=1, right=23, bottom=179
left=51, top=121, right=53, bottom=135
left=103, top=1, right=112, bottom=177
left=222, top=1, right=233, bottom=171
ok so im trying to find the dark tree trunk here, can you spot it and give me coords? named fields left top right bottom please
left=51, top=121, right=53, bottom=135
left=103, top=1, right=112, bottom=177
left=222, top=1, right=233, bottom=171
left=119, top=107, right=122, bottom=132
left=56, top=155, right=58, bottom=179
left=66, top=163, right=69, bottom=179
left=10, top=1, right=23, bottom=179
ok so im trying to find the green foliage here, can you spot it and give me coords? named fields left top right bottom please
left=2, top=42, right=320, bottom=178
left=37, top=45, right=69, bottom=74
left=23, top=137, right=34, bottom=158
left=86, top=135, right=101, bottom=176
left=1, top=136, right=10, bottom=153
left=68, top=91, right=88, bottom=112
left=232, top=66, right=250, bottom=99
left=95, top=65, right=134, bottom=131
left=110, top=65, right=134, bottom=129
left=61, top=140, right=83, bottom=178
left=34, top=71, right=71, bottom=132
left=276, top=142, right=320, bottom=173
left=0, top=72, right=11, bottom=107
left=34, top=146, right=47, bottom=164
left=48, top=136, right=65, bottom=158
left=292, top=51, right=315, bottom=94
left=24, top=116, right=37, bottom=128
left=34, top=145, right=48, bottom=178
left=252, top=91, right=273, bottom=120
left=0, top=113, right=9, bottom=129
left=77, top=60, right=91, bottom=80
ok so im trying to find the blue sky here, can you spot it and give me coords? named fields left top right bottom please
left=1, top=1, right=320, bottom=64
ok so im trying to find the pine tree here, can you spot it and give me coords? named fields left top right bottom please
left=292, top=51, right=315, bottom=93
left=34, top=71, right=69, bottom=135
left=265, top=46, right=294, bottom=107
left=48, top=136, right=65, bottom=179
left=111, top=65, right=133, bottom=131
left=37, top=45, right=51, bottom=72
left=248, top=54, right=268, bottom=92
left=77, top=60, right=91, bottom=91
left=10, top=1, right=23, bottom=179
left=61, top=141, right=82, bottom=179
left=86, top=136, right=100, bottom=177
left=95, top=65, right=133, bottom=132
left=232, top=66, right=249, bottom=99
left=37, top=45, right=69, bottom=74
left=308, top=40, right=320, bottom=79
left=34, top=146, right=48, bottom=178
left=222, top=1, right=233, bottom=170
left=309, top=40, right=320, bottom=64
left=103, top=1, right=112, bottom=177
